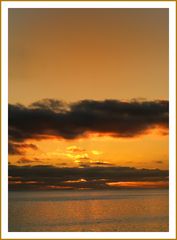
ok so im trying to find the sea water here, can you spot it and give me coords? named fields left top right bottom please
left=8, top=189, right=169, bottom=232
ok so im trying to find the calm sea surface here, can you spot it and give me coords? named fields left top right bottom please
left=9, top=189, right=168, bottom=232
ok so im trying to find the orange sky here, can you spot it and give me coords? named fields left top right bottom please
left=8, top=8, right=169, bottom=173
left=9, top=133, right=168, bottom=169
left=9, top=8, right=168, bottom=104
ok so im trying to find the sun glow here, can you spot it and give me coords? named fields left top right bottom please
left=106, top=181, right=169, bottom=188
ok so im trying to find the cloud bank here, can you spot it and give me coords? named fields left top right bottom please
left=9, top=99, right=169, bottom=144
left=9, top=165, right=168, bottom=190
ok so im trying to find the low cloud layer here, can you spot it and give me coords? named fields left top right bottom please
left=9, top=99, right=169, bottom=143
left=9, top=165, right=168, bottom=190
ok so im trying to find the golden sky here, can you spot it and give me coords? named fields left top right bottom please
left=9, top=8, right=168, bottom=104
left=8, top=8, right=169, bottom=189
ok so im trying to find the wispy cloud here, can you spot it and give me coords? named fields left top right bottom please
left=8, top=142, right=38, bottom=155
left=16, top=157, right=42, bottom=164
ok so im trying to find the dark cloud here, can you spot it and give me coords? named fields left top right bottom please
left=30, top=99, right=68, bottom=112
left=8, top=165, right=169, bottom=190
left=76, top=161, right=113, bottom=168
left=8, top=142, right=38, bottom=155
left=9, top=99, right=169, bottom=142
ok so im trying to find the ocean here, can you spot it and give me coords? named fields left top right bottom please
left=8, top=189, right=168, bottom=232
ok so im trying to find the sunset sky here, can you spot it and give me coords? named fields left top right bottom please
left=8, top=8, right=169, bottom=190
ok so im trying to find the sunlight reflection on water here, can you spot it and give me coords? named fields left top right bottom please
left=9, top=189, right=168, bottom=232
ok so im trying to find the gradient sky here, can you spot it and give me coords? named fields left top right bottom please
left=8, top=8, right=169, bottom=189
left=9, top=8, right=168, bottom=103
